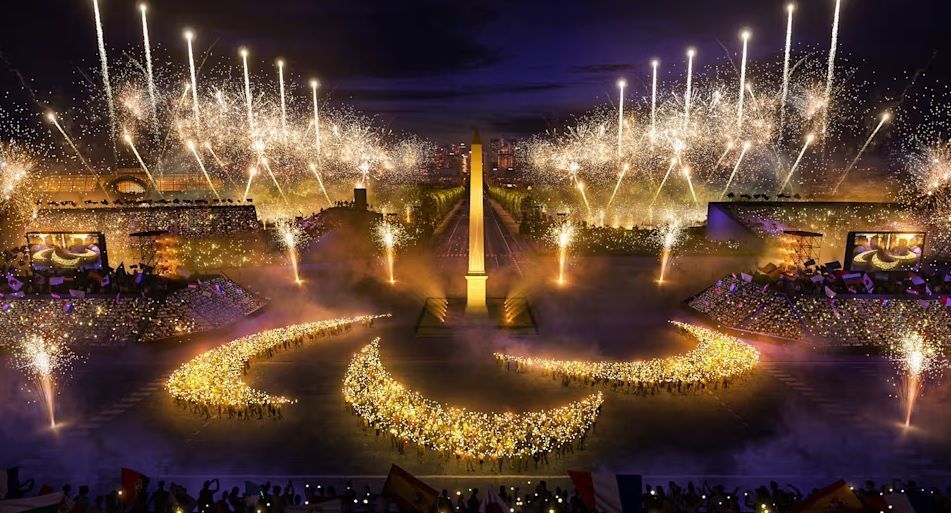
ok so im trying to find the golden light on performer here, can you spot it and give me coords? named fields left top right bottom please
left=496, top=321, right=759, bottom=388
left=343, top=339, right=603, bottom=461
left=167, top=315, right=389, bottom=410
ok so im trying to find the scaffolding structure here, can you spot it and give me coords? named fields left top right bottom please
left=780, top=230, right=823, bottom=270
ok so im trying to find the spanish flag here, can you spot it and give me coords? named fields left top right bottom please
left=785, top=480, right=863, bottom=513
left=381, top=465, right=437, bottom=513
left=120, top=468, right=150, bottom=506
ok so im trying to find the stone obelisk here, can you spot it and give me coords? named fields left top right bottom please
left=465, top=129, right=488, bottom=314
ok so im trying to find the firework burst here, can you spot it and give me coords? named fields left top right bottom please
left=11, top=335, right=77, bottom=428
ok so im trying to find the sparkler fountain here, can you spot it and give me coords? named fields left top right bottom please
left=554, top=222, right=574, bottom=285
left=276, top=218, right=304, bottom=284
left=657, top=215, right=683, bottom=285
left=892, top=334, right=943, bottom=428
left=376, top=222, right=406, bottom=285
left=13, top=335, right=76, bottom=429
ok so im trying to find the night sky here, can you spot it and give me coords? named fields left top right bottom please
left=1, top=0, right=949, bottom=143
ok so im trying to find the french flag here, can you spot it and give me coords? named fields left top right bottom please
left=568, top=471, right=642, bottom=513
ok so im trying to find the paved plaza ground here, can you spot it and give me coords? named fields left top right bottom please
left=1, top=201, right=949, bottom=492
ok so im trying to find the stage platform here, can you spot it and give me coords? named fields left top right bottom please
left=415, top=297, right=537, bottom=337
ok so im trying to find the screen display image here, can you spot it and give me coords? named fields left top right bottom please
left=845, top=231, right=925, bottom=272
left=27, top=232, right=107, bottom=272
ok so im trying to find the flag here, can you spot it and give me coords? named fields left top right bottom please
left=290, top=498, right=341, bottom=513
left=825, top=286, right=837, bottom=299
left=7, top=277, right=22, bottom=292
left=243, top=482, right=261, bottom=507
left=120, top=468, right=149, bottom=506
left=49, top=277, right=65, bottom=286
left=68, top=290, right=85, bottom=299
left=381, top=465, right=437, bottom=513
left=784, top=480, right=862, bottom=513
left=568, top=471, right=642, bottom=513
left=0, top=493, right=63, bottom=513
left=478, top=486, right=504, bottom=513
left=884, top=494, right=915, bottom=513
left=0, top=467, right=16, bottom=499
left=100, top=275, right=110, bottom=287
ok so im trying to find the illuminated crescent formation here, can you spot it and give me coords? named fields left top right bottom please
left=853, top=250, right=918, bottom=271
left=166, top=314, right=389, bottom=408
left=343, top=339, right=603, bottom=460
left=495, top=321, right=759, bottom=387
left=33, top=247, right=99, bottom=268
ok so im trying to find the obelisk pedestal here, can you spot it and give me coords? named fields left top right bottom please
left=465, top=128, right=488, bottom=315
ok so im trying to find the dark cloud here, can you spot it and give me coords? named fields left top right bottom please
left=1, top=0, right=949, bottom=143
left=336, top=83, right=565, bottom=103
left=570, top=64, right=635, bottom=74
